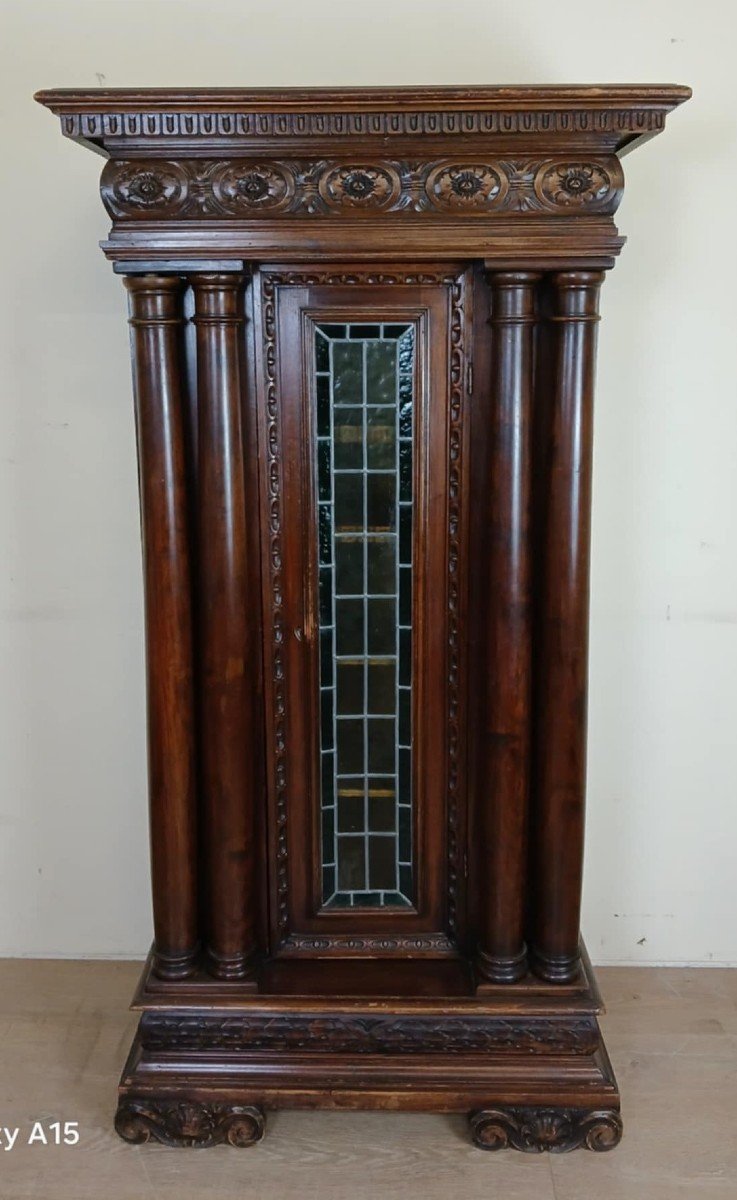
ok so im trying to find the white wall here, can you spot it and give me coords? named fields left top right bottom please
left=0, top=0, right=734, bottom=964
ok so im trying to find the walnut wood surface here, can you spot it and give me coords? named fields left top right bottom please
left=258, top=273, right=464, bottom=954
left=530, top=271, right=604, bottom=983
left=125, top=276, right=198, bottom=981
left=35, top=84, right=690, bottom=1148
left=192, top=274, right=259, bottom=980
left=475, top=271, right=538, bottom=985
left=36, top=85, right=690, bottom=266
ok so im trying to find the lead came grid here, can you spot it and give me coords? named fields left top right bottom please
left=316, top=322, right=414, bottom=908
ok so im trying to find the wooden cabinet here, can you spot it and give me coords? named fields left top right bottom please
left=36, top=84, right=689, bottom=1153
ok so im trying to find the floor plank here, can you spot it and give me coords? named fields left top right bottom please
left=0, top=961, right=734, bottom=1199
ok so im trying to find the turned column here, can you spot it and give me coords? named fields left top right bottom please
left=125, top=274, right=198, bottom=980
left=530, top=270, right=604, bottom=983
left=476, top=271, right=539, bottom=985
left=191, top=273, right=257, bottom=980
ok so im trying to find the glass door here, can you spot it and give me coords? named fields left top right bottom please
left=256, top=270, right=469, bottom=956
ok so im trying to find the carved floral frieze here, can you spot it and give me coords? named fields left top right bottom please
left=140, top=1012, right=600, bottom=1055
left=100, top=157, right=623, bottom=220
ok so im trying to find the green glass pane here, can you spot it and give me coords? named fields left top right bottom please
left=338, top=792, right=365, bottom=833
left=368, top=599, right=396, bottom=655
left=315, top=331, right=330, bottom=372
left=399, top=505, right=412, bottom=564
left=367, top=539, right=395, bottom=595
left=368, top=719, right=395, bottom=773
left=316, top=375, right=330, bottom=435
left=366, top=407, right=396, bottom=468
left=333, top=408, right=363, bottom=469
left=369, top=790, right=396, bottom=832
left=367, top=474, right=396, bottom=531
left=368, top=662, right=395, bottom=713
left=337, top=661, right=364, bottom=715
left=366, top=341, right=397, bottom=405
left=314, top=322, right=414, bottom=908
left=321, top=688, right=333, bottom=750
left=336, top=718, right=363, bottom=774
left=334, top=473, right=364, bottom=532
left=322, top=807, right=334, bottom=863
left=335, top=599, right=363, bottom=655
left=318, top=440, right=331, bottom=500
left=338, top=837, right=366, bottom=890
left=349, top=324, right=381, bottom=339
left=335, top=539, right=364, bottom=595
left=332, top=342, right=363, bottom=405
left=368, top=836, right=397, bottom=890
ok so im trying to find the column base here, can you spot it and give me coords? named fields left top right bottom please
left=529, top=947, right=581, bottom=984
left=205, top=947, right=259, bottom=982
left=475, top=945, right=528, bottom=985
left=152, top=946, right=199, bottom=981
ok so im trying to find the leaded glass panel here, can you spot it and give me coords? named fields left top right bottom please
left=315, top=322, right=414, bottom=909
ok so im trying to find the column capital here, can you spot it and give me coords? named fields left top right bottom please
left=548, top=270, right=605, bottom=322
left=189, top=272, right=247, bottom=325
left=487, top=271, right=542, bottom=325
left=124, top=273, right=187, bottom=326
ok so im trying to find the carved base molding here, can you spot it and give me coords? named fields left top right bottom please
left=116, top=952, right=621, bottom=1152
left=115, top=1099, right=265, bottom=1148
left=469, top=1106, right=623, bottom=1153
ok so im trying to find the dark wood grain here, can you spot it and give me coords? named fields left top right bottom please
left=475, top=272, right=539, bottom=985
left=35, top=84, right=690, bottom=1150
left=258, top=273, right=464, bottom=953
left=530, top=270, right=604, bottom=984
left=192, top=273, right=258, bottom=980
left=125, top=275, right=198, bottom=981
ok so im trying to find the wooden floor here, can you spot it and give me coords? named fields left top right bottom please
left=0, top=961, right=735, bottom=1198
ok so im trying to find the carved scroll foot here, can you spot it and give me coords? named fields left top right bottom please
left=469, top=1106, right=622, bottom=1153
left=115, top=1098, right=265, bottom=1148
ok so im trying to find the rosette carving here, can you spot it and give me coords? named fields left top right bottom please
left=425, top=162, right=504, bottom=209
left=536, top=161, right=614, bottom=209
left=319, top=164, right=401, bottom=210
left=211, top=162, right=294, bottom=212
left=100, top=160, right=187, bottom=217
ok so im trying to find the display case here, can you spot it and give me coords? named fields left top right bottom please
left=36, top=84, right=690, bottom=1152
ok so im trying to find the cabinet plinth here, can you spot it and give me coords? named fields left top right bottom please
left=36, top=82, right=690, bottom=1151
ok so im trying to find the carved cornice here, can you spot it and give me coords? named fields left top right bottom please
left=140, top=1012, right=599, bottom=1055
left=36, top=85, right=690, bottom=262
left=100, top=157, right=624, bottom=220
left=36, top=86, right=691, bottom=157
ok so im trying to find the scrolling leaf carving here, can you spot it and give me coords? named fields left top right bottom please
left=469, top=1107, right=623, bottom=1152
left=115, top=1099, right=265, bottom=1148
